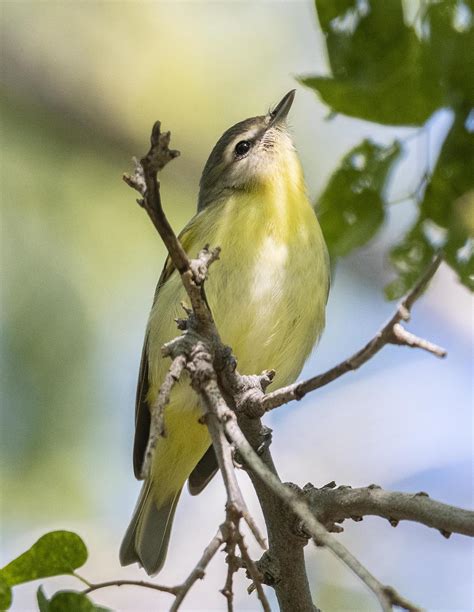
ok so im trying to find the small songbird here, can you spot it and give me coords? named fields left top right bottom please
left=120, top=90, right=330, bottom=575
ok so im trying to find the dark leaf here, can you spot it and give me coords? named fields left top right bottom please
left=300, top=69, right=440, bottom=126
left=302, top=0, right=443, bottom=125
left=424, top=0, right=474, bottom=107
left=0, top=531, right=88, bottom=587
left=385, top=220, right=436, bottom=300
left=314, top=0, right=356, bottom=34
left=421, top=111, right=474, bottom=230
left=36, top=589, right=111, bottom=612
left=387, top=110, right=474, bottom=297
left=317, top=140, right=401, bottom=258
left=37, top=586, right=50, bottom=612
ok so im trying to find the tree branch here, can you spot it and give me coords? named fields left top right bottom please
left=123, top=123, right=187, bottom=274
left=219, top=402, right=422, bottom=612
left=185, top=347, right=271, bottom=610
left=303, top=482, right=474, bottom=538
left=83, top=528, right=224, bottom=609
left=169, top=526, right=225, bottom=612
left=123, top=122, right=220, bottom=327
left=261, top=255, right=446, bottom=412
left=83, top=579, right=178, bottom=597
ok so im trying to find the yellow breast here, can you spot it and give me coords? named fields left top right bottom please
left=147, top=174, right=329, bottom=397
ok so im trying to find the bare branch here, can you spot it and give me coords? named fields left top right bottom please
left=303, top=482, right=474, bottom=538
left=123, top=122, right=220, bottom=323
left=391, top=323, right=446, bottom=357
left=83, top=579, right=178, bottom=597
left=83, top=528, right=224, bottom=610
left=237, top=533, right=270, bottom=612
left=221, top=526, right=238, bottom=612
left=189, top=353, right=271, bottom=609
left=261, top=255, right=446, bottom=412
left=201, top=383, right=267, bottom=549
left=221, top=410, right=421, bottom=612
left=123, top=122, right=187, bottom=275
left=170, top=526, right=225, bottom=611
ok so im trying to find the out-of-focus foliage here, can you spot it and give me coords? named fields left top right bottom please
left=37, top=587, right=109, bottom=612
left=301, top=0, right=442, bottom=125
left=318, top=140, right=400, bottom=257
left=0, top=576, right=12, bottom=610
left=301, top=0, right=474, bottom=297
left=0, top=532, right=88, bottom=610
left=0, top=531, right=87, bottom=585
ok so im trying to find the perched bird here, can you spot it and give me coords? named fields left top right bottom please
left=120, top=90, right=330, bottom=575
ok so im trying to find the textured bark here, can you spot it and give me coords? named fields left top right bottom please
left=304, top=482, right=474, bottom=538
left=239, top=415, right=316, bottom=612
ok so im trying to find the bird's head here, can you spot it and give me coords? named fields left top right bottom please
left=198, top=90, right=302, bottom=210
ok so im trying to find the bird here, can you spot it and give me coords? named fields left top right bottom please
left=120, top=90, right=330, bottom=575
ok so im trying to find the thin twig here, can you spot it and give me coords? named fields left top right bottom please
left=169, top=526, right=225, bottom=611
left=140, top=354, right=187, bottom=479
left=201, top=385, right=271, bottom=610
left=124, top=123, right=220, bottom=323
left=123, top=123, right=187, bottom=274
left=261, top=255, right=446, bottom=412
left=83, top=579, right=178, bottom=596
left=221, top=408, right=421, bottom=612
left=237, top=533, right=271, bottom=612
left=221, top=525, right=238, bottom=612
left=203, top=389, right=267, bottom=550
left=82, top=529, right=224, bottom=610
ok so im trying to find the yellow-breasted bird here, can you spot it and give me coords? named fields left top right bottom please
left=120, top=90, right=330, bottom=575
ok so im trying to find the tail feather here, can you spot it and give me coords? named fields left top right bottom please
left=188, top=444, right=218, bottom=495
left=120, top=480, right=181, bottom=576
left=121, top=404, right=211, bottom=574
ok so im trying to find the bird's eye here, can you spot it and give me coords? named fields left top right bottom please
left=234, top=140, right=251, bottom=157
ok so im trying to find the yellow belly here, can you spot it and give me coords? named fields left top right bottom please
left=149, top=191, right=328, bottom=386
left=146, top=187, right=329, bottom=503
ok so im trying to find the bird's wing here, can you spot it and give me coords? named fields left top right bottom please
left=132, top=255, right=174, bottom=479
left=132, top=217, right=200, bottom=479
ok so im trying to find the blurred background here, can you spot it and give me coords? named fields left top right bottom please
left=1, top=1, right=472, bottom=610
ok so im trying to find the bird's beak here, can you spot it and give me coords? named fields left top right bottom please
left=267, top=90, right=296, bottom=127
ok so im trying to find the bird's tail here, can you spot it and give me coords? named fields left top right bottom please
left=119, top=478, right=181, bottom=576
left=120, top=404, right=211, bottom=575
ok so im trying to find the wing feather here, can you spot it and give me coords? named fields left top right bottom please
left=132, top=218, right=199, bottom=479
left=132, top=256, right=175, bottom=479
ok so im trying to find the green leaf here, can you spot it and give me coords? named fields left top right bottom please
left=424, top=0, right=474, bottom=107
left=302, top=0, right=443, bottom=125
left=385, top=220, right=436, bottom=300
left=386, top=110, right=474, bottom=297
left=422, top=112, right=474, bottom=231
left=0, top=531, right=88, bottom=587
left=317, top=139, right=401, bottom=258
left=300, top=70, right=439, bottom=126
left=37, top=586, right=50, bottom=612
left=36, top=588, right=111, bottom=612
left=0, top=576, right=12, bottom=610
left=314, top=0, right=356, bottom=33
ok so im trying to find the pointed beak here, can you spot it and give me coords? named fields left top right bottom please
left=267, top=89, right=296, bottom=127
